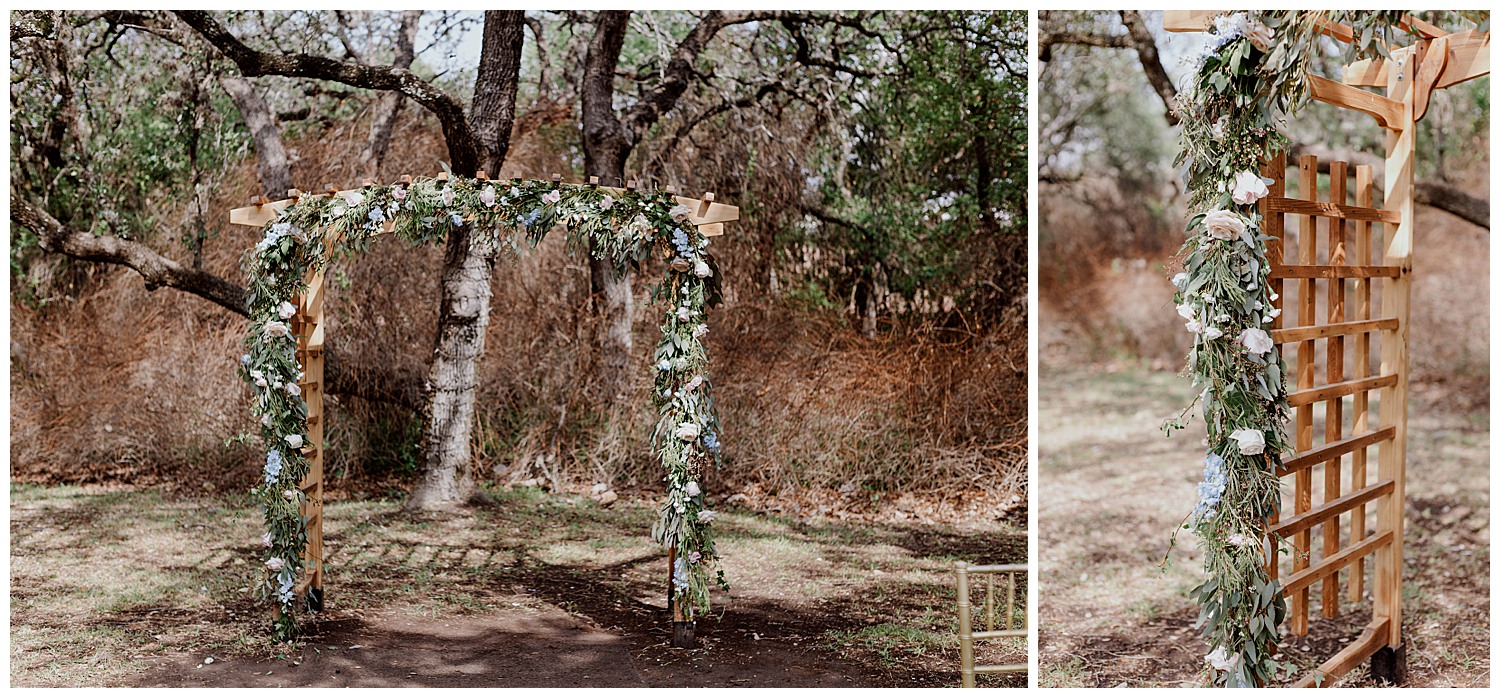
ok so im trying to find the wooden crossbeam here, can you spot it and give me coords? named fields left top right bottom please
left=230, top=178, right=739, bottom=233
left=1343, top=30, right=1489, bottom=88
left=1261, top=195, right=1401, bottom=224
left=1307, top=75, right=1406, bottom=129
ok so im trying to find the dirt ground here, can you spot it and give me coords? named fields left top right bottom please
left=1037, top=367, right=1489, bottom=687
left=10, top=484, right=1025, bottom=688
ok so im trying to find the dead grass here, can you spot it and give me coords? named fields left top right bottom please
left=1037, top=366, right=1489, bottom=687
left=9, top=483, right=1024, bottom=687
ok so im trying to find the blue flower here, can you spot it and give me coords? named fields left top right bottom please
left=264, top=450, right=284, bottom=485
left=450, top=213, right=465, bottom=227
left=657, top=359, right=671, bottom=371
left=672, top=557, right=690, bottom=592
left=524, top=209, right=542, bottom=227
left=1192, top=452, right=1228, bottom=521
left=703, top=431, right=720, bottom=454
left=368, top=206, right=385, bottom=223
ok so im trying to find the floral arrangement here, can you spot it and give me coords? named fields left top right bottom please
left=238, top=175, right=728, bottom=640
left=1164, top=10, right=1411, bottom=688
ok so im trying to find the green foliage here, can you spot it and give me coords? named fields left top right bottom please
left=240, top=175, right=729, bottom=638
left=809, top=11, right=1028, bottom=321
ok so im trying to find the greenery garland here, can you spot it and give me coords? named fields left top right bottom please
left=1163, top=10, right=1412, bottom=688
left=237, top=175, right=728, bottom=640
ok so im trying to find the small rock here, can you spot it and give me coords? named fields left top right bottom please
left=591, top=482, right=609, bottom=495
left=204, top=657, right=214, bottom=664
left=597, top=490, right=619, bottom=507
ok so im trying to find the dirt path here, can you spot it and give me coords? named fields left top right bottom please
left=1037, top=367, right=1489, bottom=687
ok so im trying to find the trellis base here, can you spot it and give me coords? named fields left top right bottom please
left=1370, top=642, right=1407, bottom=685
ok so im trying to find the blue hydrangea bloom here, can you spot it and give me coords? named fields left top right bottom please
left=1192, top=452, right=1228, bottom=521
left=450, top=213, right=465, bottom=227
left=657, top=359, right=671, bottom=371
left=703, top=431, right=720, bottom=453
left=672, top=557, right=690, bottom=592
left=264, top=449, right=284, bottom=485
left=368, top=206, right=385, bottom=223
left=524, top=209, right=542, bottom=227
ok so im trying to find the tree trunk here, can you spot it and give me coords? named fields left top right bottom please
left=407, top=10, right=525, bottom=510
left=408, top=230, right=495, bottom=510
left=581, top=11, right=637, bottom=399
left=218, top=75, right=294, bottom=196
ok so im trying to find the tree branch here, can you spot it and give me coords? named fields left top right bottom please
left=14, top=197, right=249, bottom=316
left=1118, top=11, right=1179, bottom=126
left=174, top=9, right=481, bottom=176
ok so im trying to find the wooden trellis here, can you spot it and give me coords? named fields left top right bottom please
left=956, top=562, right=1027, bottom=687
left=229, top=173, right=738, bottom=639
left=1166, top=11, right=1490, bottom=687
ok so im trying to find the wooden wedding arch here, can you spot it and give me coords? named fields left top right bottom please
left=1166, top=11, right=1489, bottom=687
left=229, top=172, right=738, bottom=645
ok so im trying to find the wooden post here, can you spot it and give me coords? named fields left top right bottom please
left=667, top=546, right=695, bottom=648
left=956, top=562, right=974, bottom=688
left=1374, top=44, right=1416, bottom=668
left=295, top=269, right=327, bottom=612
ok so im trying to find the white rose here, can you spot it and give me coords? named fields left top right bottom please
left=1232, top=170, right=1270, bottom=206
left=685, top=481, right=702, bottom=497
left=285, top=434, right=304, bottom=449
left=692, top=324, right=709, bottom=339
left=1201, top=326, right=1224, bottom=341
left=265, top=557, right=285, bottom=572
left=1225, top=532, right=1259, bottom=548
left=676, top=307, right=692, bottom=322
left=278, top=301, right=297, bottom=320
left=1202, top=210, right=1246, bottom=241
left=1171, top=273, right=1189, bottom=289
left=694, top=259, right=712, bottom=278
left=684, top=375, right=703, bottom=392
left=1230, top=428, right=1266, bottom=455
left=1246, top=20, right=1275, bottom=51
left=1185, top=320, right=1203, bottom=334
left=262, top=531, right=274, bottom=548
left=263, top=321, right=291, bottom=339
left=251, top=370, right=268, bottom=388
left=261, top=413, right=273, bottom=427
left=1239, top=327, right=1275, bottom=355
left=284, top=489, right=298, bottom=501
left=675, top=422, right=701, bottom=441
left=669, top=204, right=693, bottom=223
left=285, top=382, right=302, bottom=397
left=1206, top=647, right=1239, bottom=673
left=1176, top=303, right=1196, bottom=321
left=696, top=510, right=717, bottom=523
left=344, top=192, right=365, bottom=208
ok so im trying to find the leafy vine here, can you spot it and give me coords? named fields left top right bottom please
left=238, top=176, right=727, bottom=640
left=1164, top=10, right=1415, bottom=687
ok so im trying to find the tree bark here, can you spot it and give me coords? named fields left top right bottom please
left=357, top=10, right=421, bottom=180
left=408, top=230, right=496, bottom=509
left=581, top=11, right=637, bottom=400
left=407, top=10, right=525, bottom=510
left=218, top=75, right=295, bottom=196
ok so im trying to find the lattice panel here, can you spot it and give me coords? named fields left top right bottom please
left=1261, top=152, right=1404, bottom=643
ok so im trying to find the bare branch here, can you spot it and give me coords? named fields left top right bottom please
left=175, top=9, right=482, bottom=175
left=13, top=197, right=249, bottom=316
